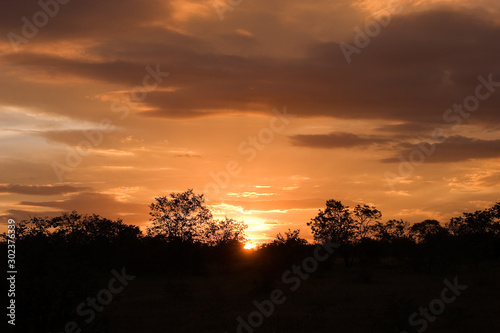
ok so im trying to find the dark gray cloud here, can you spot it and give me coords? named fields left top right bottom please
left=290, top=132, right=393, bottom=149
left=1, top=0, right=169, bottom=42
left=382, top=136, right=500, bottom=163
left=291, top=131, right=500, bottom=164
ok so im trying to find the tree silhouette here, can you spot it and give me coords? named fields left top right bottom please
left=16, top=215, right=54, bottom=240
left=308, top=200, right=381, bottom=266
left=3, top=198, right=500, bottom=332
left=203, top=216, right=248, bottom=246
left=147, top=189, right=213, bottom=243
left=308, top=200, right=381, bottom=244
left=272, top=228, right=308, bottom=247
left=409, top=219, right=448, bottom=243
left=353, top=204, right=382, bottom=240
left=7, top=212, right=142, bottom=332
left=308, top=200, right=355, bottom=244
left=447, top=203, right=500, bottom=237
left=490, top=202, right=500, bottom=219
left=15, top=211, right=141, bottom=244
left=371, top=219, right=410, bottom=243
left=445, top=203, right=500, bottom=269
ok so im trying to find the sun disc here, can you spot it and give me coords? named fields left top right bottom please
left=243, top=243, right=256, bottom=250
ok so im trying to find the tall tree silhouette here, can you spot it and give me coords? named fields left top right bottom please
left=308, top=200, right=355, bottom=245
left=353, top=204, right=382, bottom=239
left=308, top=200, right=381, bottom=266
left=308, top=200, right=381, bottom=244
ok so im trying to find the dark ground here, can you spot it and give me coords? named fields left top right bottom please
left=105, top=256, right=500, bottom=332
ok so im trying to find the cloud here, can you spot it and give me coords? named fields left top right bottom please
left=223, top=199, right=324, bottom=211
left=142, top=8, right=500, bottom=122
left=2, top=6, right=499, bottom=124
left=446, top=169, right=500, bottom=192
left=0, top=184, right=90, bottom=195
left=0, top=0, right=169, bottom=43
left=382, top=136, right=500, bottom=163
left=375, top=122, right=436, bottom=134
left=0, top=209, right=64, bottom=225
left=289, top=131, right=392, bottom=149
left=226, top=192, right=278, bottom=198
left=15, top=192, right=148, bottom=226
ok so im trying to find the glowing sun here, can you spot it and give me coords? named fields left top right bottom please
left=243, top=243, right=256, bottom=250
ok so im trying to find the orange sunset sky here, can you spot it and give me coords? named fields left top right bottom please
left=1, top=0, right=500, bottom=244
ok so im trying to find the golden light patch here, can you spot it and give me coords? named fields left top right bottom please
left=100, top=186, right=141, bottom=202
left=243, top=243, right=256, bottom=250
left=226, top=192, right=278, bottom=198
left=170, top=0, right=213, bottom=22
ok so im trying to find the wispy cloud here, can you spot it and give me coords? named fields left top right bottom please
left=0, top=184, right=90, bottom=195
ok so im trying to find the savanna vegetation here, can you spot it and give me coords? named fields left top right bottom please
left=2, top=189, right=500, bottom=332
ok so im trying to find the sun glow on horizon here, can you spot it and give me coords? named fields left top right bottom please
left=243, top=243, right=257, bottom=250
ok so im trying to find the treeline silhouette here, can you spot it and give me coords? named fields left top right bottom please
left=2, top=189, right=499, bottom=332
